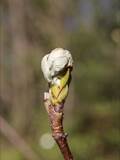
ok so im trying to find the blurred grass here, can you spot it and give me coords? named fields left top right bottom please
left=1, top=148, right=23, bottom=160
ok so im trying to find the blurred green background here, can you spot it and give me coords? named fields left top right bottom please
left=0, top=0, right=120, bottom=160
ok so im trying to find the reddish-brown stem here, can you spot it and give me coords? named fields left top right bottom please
left=44, top=99, right=73, bottom=160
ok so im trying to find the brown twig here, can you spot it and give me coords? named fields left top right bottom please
left=44, top=98, right=73, bottom=160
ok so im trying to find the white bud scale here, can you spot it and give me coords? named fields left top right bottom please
left=41, top=48, right=73, bottom=85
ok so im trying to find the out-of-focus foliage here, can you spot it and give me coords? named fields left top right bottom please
left=0, top=0, right=120, bottom=160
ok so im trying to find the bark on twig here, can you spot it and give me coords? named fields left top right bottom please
left=44, top=98, right=73, bottom=160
